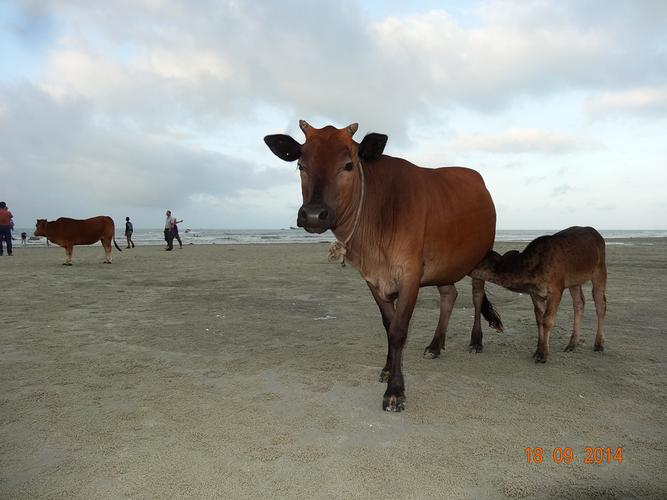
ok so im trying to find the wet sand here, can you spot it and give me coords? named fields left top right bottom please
left=1, top=240, right=666, bottom=498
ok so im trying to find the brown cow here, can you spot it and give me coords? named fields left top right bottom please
left=265, top=121, right=502, bottom=411
left=470, top=226, right=607, bottom=362
left=34, top=216, right=122, bottom=265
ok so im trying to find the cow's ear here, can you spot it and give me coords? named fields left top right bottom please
left=358, top=133, right=388, bottom=161
left=264, top=134, right=302, bottom=162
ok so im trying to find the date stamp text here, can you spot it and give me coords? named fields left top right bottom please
left=524, top=447, right=623, bottom=464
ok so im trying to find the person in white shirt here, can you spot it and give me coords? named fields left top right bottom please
left=164, top=210, right=176, bottom=251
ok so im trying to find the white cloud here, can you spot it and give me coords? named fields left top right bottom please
left=41, top=44, right=131, bottom=100
left=551, top=184, right=572, bottom=196
left=32, top=2, right=667, bottom=134
left=447, top=128, right=599, bottom=155
left=586, top=85, right=667, bottom=117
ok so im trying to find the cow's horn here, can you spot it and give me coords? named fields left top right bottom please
left=346, top=123, right=359, bottom=137
left=299, top=120, right=312, bottom=134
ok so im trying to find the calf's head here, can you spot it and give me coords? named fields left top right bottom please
left=34, top=219, right=47, bottom=237
left=473, top=250, right=523, bottom=281
left=264, top=120, right=387, bottom=233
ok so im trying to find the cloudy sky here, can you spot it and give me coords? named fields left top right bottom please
left=1, top=0, right=666, bottom=229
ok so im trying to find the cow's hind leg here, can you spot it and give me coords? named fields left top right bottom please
left=102, top=239, right=112, bottom=263
left=469, top=278, right=485, bottom=352
left=424, top=284, right=457, bottom=358
left=592, top=265, right=607, bottom=352
left=383, top=277, right=420, bottom=412
left=565, top=285, right=585, bottom=352
left=63, top=245, right=73, bottom=266
left=367, top=282, right=395, bottom=383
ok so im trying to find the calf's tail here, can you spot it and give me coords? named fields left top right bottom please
left=114, top=239, right=122, bottom=252
left=482, top=293, right=503, bottom=332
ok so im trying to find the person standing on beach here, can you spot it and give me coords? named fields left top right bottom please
left=164, top=210, right=176, bottom=251
left=172, top=218, right=184, bottom=249
left=0, top=201, right=13, bottom=256
left=125, top=217, right=135, bottom=248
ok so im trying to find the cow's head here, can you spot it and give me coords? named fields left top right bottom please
left=264, top=120, right=387, bottom=233
left=34, top=219, right=47, bottom=237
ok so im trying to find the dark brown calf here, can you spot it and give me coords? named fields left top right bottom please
left=470, top=226, right=607, bottom=362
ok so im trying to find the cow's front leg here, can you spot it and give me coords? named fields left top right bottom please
left=367, top=282, right=395, bottom=383
left=383, top=279, right=419, bottom=412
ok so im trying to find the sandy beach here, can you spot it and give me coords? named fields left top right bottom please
left=1, top=240, right=665, bottom=498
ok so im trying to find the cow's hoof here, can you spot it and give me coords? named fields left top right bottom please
left=382, top=393, right=406, bottom=412
left=469, top=343, right=483, bottom=353
left=533, top=351, right=547, bottom=363
left=423, top=347, right=440, bottom=359
left=378, top=370, right=390, bottom=383
left=564, top=344, right=576, bottom=352
left=62, top=262, right=72, bottom=266
left=594, top=344, right=604, bottom=352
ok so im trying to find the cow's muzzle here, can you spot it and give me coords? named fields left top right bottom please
left=297, top=203, right=335, bottom=233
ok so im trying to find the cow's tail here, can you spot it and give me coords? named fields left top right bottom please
left=113, top=239, right=122, bottom=252
left=481, top=293, right=503, bottom=332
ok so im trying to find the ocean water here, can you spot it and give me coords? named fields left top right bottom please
left=11, top=227, right=667, bottom=247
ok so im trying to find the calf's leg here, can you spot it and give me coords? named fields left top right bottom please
left=424, top=284, right=458, bottom=358
left=565, top=285, right=585, bottom=352
left=533, top=291, right=562, bottom=363
left=531, top=294, right=546, bottom=361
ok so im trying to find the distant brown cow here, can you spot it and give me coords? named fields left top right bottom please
left=34, top=216, right=122, bottom=265
left=265, top=121, right=502, bottom=412
left=470, top=226, right=607, bottom=362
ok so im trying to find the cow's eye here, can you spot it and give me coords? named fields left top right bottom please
left=344, top=162, right=354, bottom=171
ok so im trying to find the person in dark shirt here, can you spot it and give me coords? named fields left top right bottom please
left=125, top=217, right=135, bottom=248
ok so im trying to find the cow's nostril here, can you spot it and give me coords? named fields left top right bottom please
left=318, top=210, right=328, bottom=221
